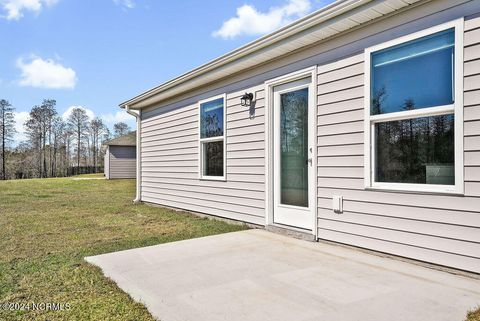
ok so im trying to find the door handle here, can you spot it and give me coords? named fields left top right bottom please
left=306, top=158, right=312, bottom=166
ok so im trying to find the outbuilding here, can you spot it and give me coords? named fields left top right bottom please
left=120, top=0, right=480, bottom=273
left=104, top=131, right=137, bottom=179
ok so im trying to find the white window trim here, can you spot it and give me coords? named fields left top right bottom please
left=198, top=93, right=227, bottom=181
left=364, top=18, right=464, bottom=195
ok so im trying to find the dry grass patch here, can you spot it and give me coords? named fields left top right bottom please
left=467, top=307, right=480, bottom=321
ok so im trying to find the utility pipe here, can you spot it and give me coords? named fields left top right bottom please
left=125, top=105, right=141, bottom=204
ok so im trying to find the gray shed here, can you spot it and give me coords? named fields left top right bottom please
left=104, top=131, right=136, bottom=179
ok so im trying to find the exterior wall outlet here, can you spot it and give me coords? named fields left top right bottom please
left=333, top=196, right=343, bottom=213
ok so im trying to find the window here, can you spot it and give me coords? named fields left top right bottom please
left=199, top=95, right=226, bottom=180
left=365, top=19, right=464, bottom=193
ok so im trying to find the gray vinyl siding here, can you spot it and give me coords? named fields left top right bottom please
left=105, top=146, right=110, bottom=179
left=140, top=85, right=266, bottom=225
left=315, top=16, right=480, bottom=273
left=136, top=1, right=480, bottom=273
left=108, top=146, right=136, bottom=179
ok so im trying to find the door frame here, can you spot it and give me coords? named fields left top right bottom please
left=264, top=66, right=318, bottom=236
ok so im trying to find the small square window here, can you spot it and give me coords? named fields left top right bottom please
left=200, top=98, right=224, bottom=139
left=202, top=141, right=224, bottom=177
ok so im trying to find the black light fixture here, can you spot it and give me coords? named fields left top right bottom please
left=240, top=92, right=254, bottom=107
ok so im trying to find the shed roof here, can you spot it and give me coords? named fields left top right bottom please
left=119, top=0, right=424, bottom=109
left=105, top=131, right=136, bottom=146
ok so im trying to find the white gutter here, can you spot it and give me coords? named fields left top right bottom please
left=125, top=105, right=141, bottom=204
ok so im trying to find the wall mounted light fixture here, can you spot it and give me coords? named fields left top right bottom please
left=240, top=93, right=254, bottom=107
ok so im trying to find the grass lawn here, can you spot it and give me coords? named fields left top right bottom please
left=468, top=308, right=480, bottom=321
left=73, top=173, right=105, bottom=178
left=0, top=177, right=247, bottom=321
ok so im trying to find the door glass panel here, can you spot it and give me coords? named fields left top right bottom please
left=280, top=88, right=309, bottom=207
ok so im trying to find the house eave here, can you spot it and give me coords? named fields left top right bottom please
left=119, top=0, right=424, bottom=110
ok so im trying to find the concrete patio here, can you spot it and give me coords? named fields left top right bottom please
left=86, top=229, right=480, bottom=321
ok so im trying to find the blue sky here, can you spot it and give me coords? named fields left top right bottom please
left=0, top=0, right=334, bottom=143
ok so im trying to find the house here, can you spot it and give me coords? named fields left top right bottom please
left=120, top=0, right=480, bottom=274
left=104, top=131, right=136, bottom=179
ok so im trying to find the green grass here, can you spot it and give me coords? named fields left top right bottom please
left=73, top=173, right=105, bottom=178
left=0, top=178, right=247, bottom=320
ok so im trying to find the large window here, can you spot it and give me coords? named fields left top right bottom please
left=365, top=20, right=464, bottom=193
left=199, top=95, right=226, bottom=180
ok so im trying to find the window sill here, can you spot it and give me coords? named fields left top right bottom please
left=199, top=176, right=226, bottom=182
left=365, top=185, right=464, bottom=196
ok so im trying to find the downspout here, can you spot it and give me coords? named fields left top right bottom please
left=125, top=105, right=141, bottom=204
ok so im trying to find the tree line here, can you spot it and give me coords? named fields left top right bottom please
left=0, top=99, right=132, bottom=180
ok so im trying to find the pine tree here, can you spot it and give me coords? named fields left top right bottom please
left=0, top=100, right=16, bottom=180
left=67, top=107, right=89, bottom=169
left=113, top=122, right=131, bottom=137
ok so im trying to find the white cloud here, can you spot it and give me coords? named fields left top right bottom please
left=12, top=111, right=29, bottom=144
left=62, top=106, right=95, bottom=121
left=62, top=106, right=135, bottom=129
left=101, top=110, right=135, bottom=126
left=16, top=55, right=77, bottom=89
left=213, top=0, right=311, bottom=39
left=1, top=0, right=58, bottom=20
left=113, top=0, right=135, bottom=9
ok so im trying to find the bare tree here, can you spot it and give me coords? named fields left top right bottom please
left=0, top=100, right=16, bottom=180
left=102, top=127, right=112, bottom=143
left=24, top=100, right=57, bottom=178
left=90, top=117, right=106, bottom=171
left=10, top=142, right=37, bottom=179
left=51, top=117, right=66, bottom=177
left=1, top=99, right=124, bottom=179
left=113, top=122, right=131, bottom=137
left=67, top=107, right=89, bottom=169
left=42, top=100, right=57, bottom=177
left=100, top=127, right=112, bottom=168
left=25, top=106, right=44, bottom=177
left=83, top=122, right=92, bottom=167
left=63, top=128, right=74, bottom=170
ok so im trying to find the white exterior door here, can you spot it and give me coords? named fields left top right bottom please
left=273, top=77, right=315, bottom=230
